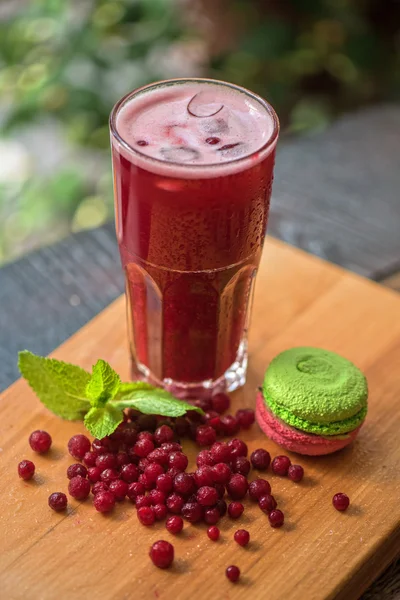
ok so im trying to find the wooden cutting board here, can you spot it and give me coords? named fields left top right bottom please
left=1, top=238, right=400, bottom=600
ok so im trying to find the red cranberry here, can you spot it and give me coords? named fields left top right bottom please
left=207, top=415, right=223, bottom=432
left=205, top=137, right=220, bottom=145
left=187, top=411, right=203, bottom=425
left=249, top=478, right=271, bottom=501
left=109, top=423, right=125, bottom=441
left=226, top=474, right=248, bottom=500
left=147, top=448, right=169, bottom=466
left=232, top=456, right=251, bottom=476
left=234, top=529, right=250, bottom=547
left=207, top=525, right=220, bottom=541
left=94, top=490, right=115, bottom=513
left=119, top=463, right=139, bottom=483
left=228, top=501, right=244, bottom=519
left=182, top=502, right=203, bottom=523
left=138, top=431, right=154, bottom=442
left=259, top=494, right=277, bottom=513
left=92, top=438, right=110, bottom=454
left=196, top=449, right=215, bottom=467
left=95, top=453, right=116, bottom=470
left=137, top=414, right=157, bottom=431
left=174, top=473, right=195, bottom=496
left=67, top=464, right=87, bottom=479
left=154, top=503, right=168, bottom=521
left=109, top=479, right=129, bottom=501
left=211, top=393, right=230, bottom=414
left=205, top=409, right=219, bottom=421
left=150, top=540, right=174, bottom=569
left=204, top=507, right=220, bottom=525
left=212, top=463, right=231, bottom=484
left=153, top=504, right=168, bottom=521
left=166, top=467, right=181, bottom=480
left=115, top=452, right=130, bottom=467
left=83, top=451, right=98, bottom=467
left=227, top=438, right=248, bottom=458
left=166, top=515, right=184, bottom=534
left=268, top=509, right=284, bottom=527
left=174, top=417, right=190, bottom=437
left=68, top=475, right=90, bottom=500
left=29, top=430, right=52, bottom=453
left=161, top=441, right=183, bottom=454
left=136, top=139, right=148, bottom=147
left=288, top=464, right=304, bottom=482
left=210, top=442, right=231, bottom=464
left=100, top=468, right=120, bottom=484
left=127, top=481, right=145, bottom=502
left=144, top=462, right=164, bottom=484
left=216, top=499, right=227, bottom=516
left=133, top=438, right=154, bottom=458
left=333, top=493, right=350, bottom=511
left=149, top=489, right=166, bottom=505
left=128, top=448, right=139, bottom=464
left=67, top=434, right=90, bottom=460
left=236, top=408, right=255, bottom=429
left=92, top=481, right=109, bottom=496
left=220, top=415, right=239, bottom=436
left=48, top=492, right=68, bottom=511
left=226, top=565, right=240, bottom=583
left=193, top=397, right=213, bottom=412
left=156, top=473, right=173, bottom=494
left=166, top=492, right=185, bottom=514
left=197, top=486, right=218, bottom=507
left=109, top=423, right=124, bottom=441
left=138, top=472, right=154, bottom=491
left=120, top=425, right=138, bottom=446
left=136, top=495, right=152, bottom=509
left=194, top=465, right=214, bottom=487
left=138, top=458, right=151, bottom=473
left=138, top=506, right=155, bottom=526
left=196, top=425, right=217, bottom=447
left=168, top=451, right=188, bottom=472
left=271, top=455, right=291, bottom=476
left=154, top=425, right=174, bottom=445
left=250, top=448, right=271, bottom=471
left=18, top=459, right=35, bottom=480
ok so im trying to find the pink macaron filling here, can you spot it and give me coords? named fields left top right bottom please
left=255, top=392, right=364, bottom=456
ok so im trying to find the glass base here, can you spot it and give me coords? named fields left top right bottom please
left=131, top=341, right=248, bottom=400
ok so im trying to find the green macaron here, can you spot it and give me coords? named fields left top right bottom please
left=262, top=347, right=368, bottom=436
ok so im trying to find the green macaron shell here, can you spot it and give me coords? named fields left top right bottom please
left=264, top=391, right=367, bottom=436
left=263, top=347, right=368, bottom=436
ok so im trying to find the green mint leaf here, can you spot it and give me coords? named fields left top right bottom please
left=18, top=350, right=91, bottom=420
left=84, top=405, right=123, bottom=438
left=86, top=360, right=120, bottom=407
left=115, top=388, right=203, bottom=418
left=115, top=381, right=157, bottom=401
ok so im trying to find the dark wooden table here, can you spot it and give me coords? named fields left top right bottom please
left=1, top=104, right=399, bottom=599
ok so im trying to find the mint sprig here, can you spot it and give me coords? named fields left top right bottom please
left=18, top=351, right=202, bottom=438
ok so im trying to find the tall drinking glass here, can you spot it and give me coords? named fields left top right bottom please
left=110, top=78, right=279, bottom=399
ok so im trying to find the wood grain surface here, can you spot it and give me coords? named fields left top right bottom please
left=1, top=238, right=400, bottom=600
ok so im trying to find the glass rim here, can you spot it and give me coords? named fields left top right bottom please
left=109, top=77, right=280, bottom=172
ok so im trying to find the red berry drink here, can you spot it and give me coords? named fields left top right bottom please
left=110, top=79, right=279, bottom=398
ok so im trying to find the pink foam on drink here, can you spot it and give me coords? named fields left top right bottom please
left=114, top=80, right=277, bottom=178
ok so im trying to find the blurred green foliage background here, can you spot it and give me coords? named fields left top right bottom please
left=0, top=0, right=399, bottom=264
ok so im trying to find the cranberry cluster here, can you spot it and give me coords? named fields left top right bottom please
left=16, top=392, right=351, bottom=580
